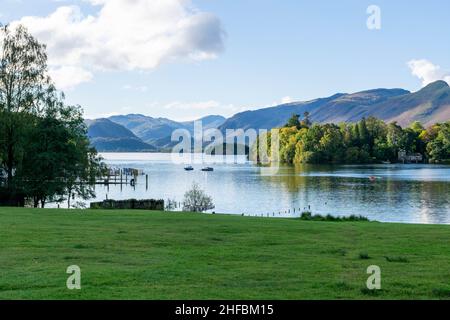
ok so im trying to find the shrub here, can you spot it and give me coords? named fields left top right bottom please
left=298, top=212, right=369, bottom=222
left=182, top=182, right=215, bottom=213
left=359, top=252, right=370, bottom=260
left=90, top=199, right=164, bottom=210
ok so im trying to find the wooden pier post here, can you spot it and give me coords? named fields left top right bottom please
left=146, top=174, right=148, bottom=190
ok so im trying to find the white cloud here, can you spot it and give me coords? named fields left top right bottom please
left=408, top=59, right=450, bottom=87
left=270, top=96, right=296, bottom=107
left=123, top=84, right=148, bottom=92
left=49, top=66, right=93, bottom=90
left=281, top=96, right=294, bottom=104
left=12, top=0, right=225, bottom=89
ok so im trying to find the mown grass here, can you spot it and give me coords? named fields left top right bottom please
left=0, top=207, right=450, bottom=300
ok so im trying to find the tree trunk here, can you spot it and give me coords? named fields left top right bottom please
left=6, top=139, right=14, bottom=189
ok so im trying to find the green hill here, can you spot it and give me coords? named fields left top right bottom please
left=87, top=118, right=155, bottom=152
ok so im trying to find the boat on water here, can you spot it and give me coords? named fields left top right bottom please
left=184, top=166, right=194, bottom=171
left=201, top=167, right=214, bottom=172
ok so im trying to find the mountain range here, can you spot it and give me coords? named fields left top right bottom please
left=87, top=81, right=450, bottom=152
left=86, top=118, right=156, bottom=152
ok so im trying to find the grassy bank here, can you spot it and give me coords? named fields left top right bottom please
left=1, top=207, right=450, bottom=300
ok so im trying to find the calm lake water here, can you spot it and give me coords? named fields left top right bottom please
left=85, top=153, right=450, bottom=224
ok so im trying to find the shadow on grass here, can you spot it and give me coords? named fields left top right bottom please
left=322, top=248, right=348, bottom=256
left=432, top=288, right=450, bottom=298
left=385, top=256, right=409, bottom=263
left=73, top=244, right=90, bottom=249
left=333, top=281, right=353, bottom=291
left=359, top=252, right=371, bottom=260
left=360, top=288, right=384, bottom=296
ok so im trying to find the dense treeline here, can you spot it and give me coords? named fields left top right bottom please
left=0, top=24, right=105, bottom=208
left=259, top=113, right=450, bottom=164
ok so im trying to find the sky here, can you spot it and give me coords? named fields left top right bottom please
left=1, top=0, right=449, bottom=121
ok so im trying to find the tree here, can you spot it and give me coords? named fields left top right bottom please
left=410, top=121, right=425, bottom=134
left=323, top=125, right=345, bottom=162
left=279, top=126, right=299, bottom=162
left=358, top=118, right=370, bottom=147
left=55, top=104, right=106, bottom=208
left=386, top=122, right=404, bottom=153
left=0, top=25, right=52, bottom=189
left=182, top=183, right=215, bottom=213
left=285, top=114, right=301, bottom=129
left=351, top=123, right=361, bottom=147
left=0, top=24, right=105, bottom=207
left=300, top=111, right=312, bottom=128
left=19, top=115, right=67, bottom=207
left=18, top=104, right=105, bottom=208
left=427, top=122, right=450, bottom=162
left=259, top=111, right=447, bottom=165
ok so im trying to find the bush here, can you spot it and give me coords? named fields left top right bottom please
left=182, top=183, right=215, bottom=213
left=298, top=212, right=369, bottom=222
left=90, top=199, right=164, bottom=211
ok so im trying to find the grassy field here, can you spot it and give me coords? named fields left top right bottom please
left=1, top=207, right=450, bottom=300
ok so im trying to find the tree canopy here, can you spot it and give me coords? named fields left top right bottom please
left=260, top=115, right=449, bottom=165
left=0, top=24, right=104, bottom=207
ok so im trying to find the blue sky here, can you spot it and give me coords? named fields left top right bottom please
left=1, top=0, right=449, bottom=120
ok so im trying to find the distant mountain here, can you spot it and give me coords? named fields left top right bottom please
left=219, top=93, right=349, bottom=131
left=183, top=115, right=226, bottom=131
left=219, top=81, right=450, bottom=132
left=87, top=118, right=156, bottom=152
left=357, top=80, right=450, bottom=126
left=88, top=81, right=449, bottom=151
left=108, top=114, right=182, bottom=147
left=108, top=114, right=226, bottom=149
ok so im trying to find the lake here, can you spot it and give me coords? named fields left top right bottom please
left=85, top=153, right=450, bottom=224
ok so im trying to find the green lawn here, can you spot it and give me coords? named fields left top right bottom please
left=1, top=207, right=450, bottom=300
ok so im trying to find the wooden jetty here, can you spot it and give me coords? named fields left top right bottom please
left=97, top=167, right=148, bottom=190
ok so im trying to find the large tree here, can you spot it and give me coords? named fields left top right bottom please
left=18, top=104, right=105, bottom=208
left=0, top=24, right=104, bottom=207
left=0, top=24, right=52, bottom=189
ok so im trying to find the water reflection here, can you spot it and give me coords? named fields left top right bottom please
left=258, top=164, right=450, bottom=223
left=78, top=154, right=450, bottom=224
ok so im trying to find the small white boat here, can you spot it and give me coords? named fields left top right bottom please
left=184, top=166, right=194, bottom=171
left=201, top=167, right=214, bottom=172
